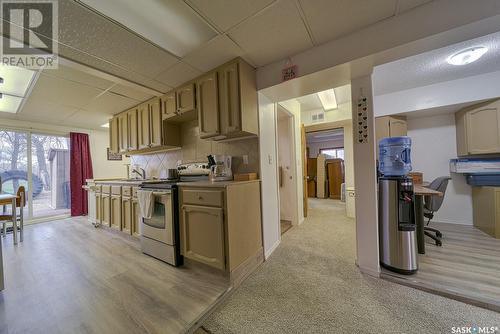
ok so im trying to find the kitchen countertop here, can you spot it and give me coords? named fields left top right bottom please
left=86, top=178, right=144, bottom=186
left=177, top=179, right=260, bottom=188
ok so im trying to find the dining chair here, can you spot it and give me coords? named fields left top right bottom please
left=0, top=186, right=26, bottom=242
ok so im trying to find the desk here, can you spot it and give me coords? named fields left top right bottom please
left=414, top=185, right=443, bottom=254
left=0, top=193, right=19, bottom=245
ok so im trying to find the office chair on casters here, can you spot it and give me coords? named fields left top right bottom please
left=423, top=176, right=451, bottom=247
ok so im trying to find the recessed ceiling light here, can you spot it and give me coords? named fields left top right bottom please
left=447, top=46, right=488, bottom=66
left=317, top=89, right=338, bottom=111
left=101, top=122, right=110, bottom=128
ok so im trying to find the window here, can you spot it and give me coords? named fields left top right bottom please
left=0, top=129, right=70, bottom=221
left=320, top=148, right=344, bottom=160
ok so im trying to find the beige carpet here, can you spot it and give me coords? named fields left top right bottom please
left=202, top=199, right=500, bottom=333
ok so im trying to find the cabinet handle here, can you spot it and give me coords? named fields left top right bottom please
left=198, top=196, right=203, bottom=200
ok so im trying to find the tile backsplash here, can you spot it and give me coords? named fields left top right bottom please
left=130, top=120, right=260, bottom=178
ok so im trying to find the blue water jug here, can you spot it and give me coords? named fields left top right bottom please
left=378, top=136, right=412, bottom=176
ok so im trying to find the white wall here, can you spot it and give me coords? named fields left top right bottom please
left=407, top=114, right=472, bottom=225
left=258, top=93, right=281, bottom=258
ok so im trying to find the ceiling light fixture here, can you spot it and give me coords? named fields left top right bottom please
left=101, top=122, right=110, bottom=128
left=317, top=89, right=338, bottom=111
left=447, top=46, right=488, bottom=66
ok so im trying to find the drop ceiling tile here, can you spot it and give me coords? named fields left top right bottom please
left=298, top=0, right=398, bottom=45
left=19, top=98, right=79, bottom=122
left=29, top=73, right=104, bottom=109
left=58, top=0, right=179, bottom=78
left=187, top=0, right=276, bottom=32
left=183, top=35, right=244, bottom=72
left=397, top=0, right=433, bottom=13
left=83, top=91, right=139, bottom=115
left=42, top=64, right=114, bottom=90
left=109, top=84, right=155, bottom=102
left=62, top=109, right=114, bottom=129
left=154, top=62, right=202, bottom=88
left=228, top=0, right=313, bottom=66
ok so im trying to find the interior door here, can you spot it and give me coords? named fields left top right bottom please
left=301, top=125, right=308, bottom=217
left=197, top=71, right=220, bottom=138
left=219, top=62, right=241, bottom=135
left=327, top=159, right=345, bottom=200
left=149, top=98, right=162, bottom=148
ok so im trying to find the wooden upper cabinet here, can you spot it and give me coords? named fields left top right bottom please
left=128, top=108, right=138, bottom=151
left=109, top=117, right=119, bottom=154
left=197, top=71, right=220, bottom=139
left=149, top=98, right=162, bottom=148
left=456, top=99, right=500, bottom=156
left=389, top=118, right=407, bottom=137
left=138, top=102, right=151, bottom=150
left=219, top=62, right=242, bottom=136
left=161, top=91, right=177, bottom=120
left=176, top=83, right=196, bottom=114
left=118, top=112, right=129, bottom=153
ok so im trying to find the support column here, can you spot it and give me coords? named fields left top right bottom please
left=351, top=75, right=380, bottom=277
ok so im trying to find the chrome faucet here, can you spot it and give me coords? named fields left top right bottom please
left=131, top=167, right=146, bottom=180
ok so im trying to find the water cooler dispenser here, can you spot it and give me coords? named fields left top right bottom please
left=378, top=137, right=418, bottom=274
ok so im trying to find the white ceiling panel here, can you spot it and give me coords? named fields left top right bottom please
left=84, top=92, right=138, bottom=115
left=28, top=74, right=104, bottom=109
left=228, top=0, right=313, bottom=66
left=187, top=0, right=276, bottom=32
left=109, top=83, right=155, bottom=102
left=78, top=0, right=217, bottom=57
left=298, top=0, right=397, bottom=45
left=155, top=62, right=202, bottom=88
left=0, top=65, right=36, bottom=97
left=297, top=94, right=322, bottom=111
left=19, top=98, right=79, bottom=122
left=183, top=35, right=245, bottom=72
left=42, top=64, right=114, bottom=90
left=61, top=109, right=114, bottom=129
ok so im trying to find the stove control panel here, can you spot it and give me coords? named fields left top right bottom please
left=177, top=162, right=210, bottom=175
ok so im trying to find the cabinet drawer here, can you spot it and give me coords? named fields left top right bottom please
left=111, top=186, right=122, bottom=195
left=101, top=185, right=111, bottom=194
left=182, top=189, right=223, bottom=207
left=122, top=186, right=132, bottom=197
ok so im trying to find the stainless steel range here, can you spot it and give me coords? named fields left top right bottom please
left=138, top=162, right=210, bottom=266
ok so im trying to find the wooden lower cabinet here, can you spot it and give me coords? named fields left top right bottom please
left=181, top=205, right=225, bottom=270
left=101, top=194, right=111, bottom=227
left=473, top=187, right=500, bottom=238
left=95, top=192, right=101, bottom=224
left=131, top=198, right=140, bottom=236
left=121, top=196, right=132, bottom=234
left=110, top=195, right=122, bottom=230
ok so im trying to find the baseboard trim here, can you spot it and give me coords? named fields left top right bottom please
left=264, top=239, right=280, bottom=259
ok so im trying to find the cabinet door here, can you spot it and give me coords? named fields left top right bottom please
left=109, top=117, right=119, bottom=154
left=95, top=193, right=101, bottom=223
left=181, top=205, right=225, bottom=270
left=466, top=106, right=500, bottom=154
left=176, top=83, right=196, bottom=114
left=389, top=118, right=407, bottom=137
left=197, top=72, right=220, bottom=138
left=149, top=98, right=162, bottom=148
left=118, top=113, right=129, bottom=153
left=138, top=103, right=151, bottom=150
left=128, top=108, right=138, bottom=151
left=219, top=62, right=241, bottom=135
left=161, top=91, right=177, bottom=120
left=131, top=199, right=140, bottom=236
left=101, top=194, right=111, bottom=227
left=121, top=197, right=132, bottom=234
left=110, top=196, right=122, bottom=230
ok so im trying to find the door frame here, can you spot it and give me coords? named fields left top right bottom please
left=275, top=105, right=300, bottom=230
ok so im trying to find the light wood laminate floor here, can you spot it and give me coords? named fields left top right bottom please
left=0, top=217, right=230, bottom=334
left=382, top=222, right=500, bottom=312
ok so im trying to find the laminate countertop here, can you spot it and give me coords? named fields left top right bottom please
left=177, top=179, right=260, bottom=188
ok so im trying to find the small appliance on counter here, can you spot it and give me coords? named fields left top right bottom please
left=208, top=155, right=233, bottom=181
left=378, top=136, right=418, bottom=275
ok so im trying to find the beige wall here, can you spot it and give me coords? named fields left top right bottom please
left=129, top=120, right=260, bottom=178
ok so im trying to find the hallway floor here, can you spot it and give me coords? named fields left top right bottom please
left=202, top=199, right=500, bottom=333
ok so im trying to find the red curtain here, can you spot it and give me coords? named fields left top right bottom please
left=70, top=132, right=93, bottom=216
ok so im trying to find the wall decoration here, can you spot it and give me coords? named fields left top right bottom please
left=107, top=148, right=122, bottom=161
